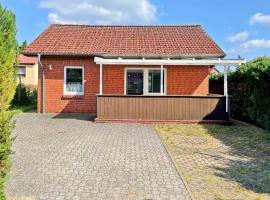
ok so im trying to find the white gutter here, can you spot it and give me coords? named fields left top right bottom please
left=94, top=57, right=246, bottom=66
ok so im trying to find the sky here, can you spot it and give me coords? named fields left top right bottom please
left=1, top=0, right=270, bottom=60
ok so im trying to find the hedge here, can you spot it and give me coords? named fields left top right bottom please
left=0, top=4, right=18, bottom=199
left=210, top=56, right=270, bottom=130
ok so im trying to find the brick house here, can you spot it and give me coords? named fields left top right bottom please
left=23, top=24, right=245, bottom=122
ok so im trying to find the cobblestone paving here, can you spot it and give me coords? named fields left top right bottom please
left=156, top=123, right=270, bottom=200
left=6, top=113, right=191, bottom=200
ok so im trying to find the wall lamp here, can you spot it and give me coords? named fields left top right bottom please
left=48, top=64, right=53, bottom=70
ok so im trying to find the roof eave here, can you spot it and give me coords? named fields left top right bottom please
left=23, top=51, right=226, bottom=59
left=100, top=53, right=226, bottom=59
left=19, top=62, right=37, bottom=65
left=22, top=51, right=101, bottom=57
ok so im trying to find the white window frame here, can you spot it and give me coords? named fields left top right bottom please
left=18, top=65, right=26, bottom=76
left=64, top=66, right=84, bottom=95
left=124, top=67, right=167, bottom=95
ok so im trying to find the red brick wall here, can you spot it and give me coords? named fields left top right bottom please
left=38, top=57, right=209, bottom=113
left=167, top=65, right=209, bottom=95
left=103, top=65, right=124, bottom=94
left=38, top=57, right=99, bottom=113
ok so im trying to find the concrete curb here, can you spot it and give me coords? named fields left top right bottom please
left=155, top=128, right=195, bottom=200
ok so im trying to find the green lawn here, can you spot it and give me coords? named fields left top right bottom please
left=155, top=122, right=270, bottom=200
left=9, top=103, right=37, bottom=115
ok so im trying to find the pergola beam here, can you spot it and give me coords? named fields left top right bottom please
left=94, top=57, right=246, bottom=66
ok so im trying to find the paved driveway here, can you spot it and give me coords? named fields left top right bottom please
left=6, top=113, right=191, bottom=200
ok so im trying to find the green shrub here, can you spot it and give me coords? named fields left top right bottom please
left=210, top=57, right=270, bottom=130
left=0, top=112, right=14, bottom=199
left=12, top=84, right=37, bottom=106
left=0, top=3, right=18, bottom=199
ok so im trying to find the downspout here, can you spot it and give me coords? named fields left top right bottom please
left=38, top=54, right=45, bottom=113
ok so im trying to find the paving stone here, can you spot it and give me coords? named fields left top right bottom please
left=157, top=123, right=270, bottom=200
left=6, top=113, right=191, bottom=200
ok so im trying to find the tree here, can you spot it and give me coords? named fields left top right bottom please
left=19, top=40, right=27, bottom=53
left=0, top=3, right=18, bottom=199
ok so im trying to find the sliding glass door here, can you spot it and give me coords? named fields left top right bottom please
left=125, top=68, right=166, bottom=95
left=148, top=70, right=164, bottom=94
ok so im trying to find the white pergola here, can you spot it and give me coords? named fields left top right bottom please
left=94, top=57, right=246, bottom=115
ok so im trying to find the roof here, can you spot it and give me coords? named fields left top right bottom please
left=209, top=66, right=220, bottom=74
left=23, top=24, right=226, bottom=58
left=19, top=54, right=38, bottom=65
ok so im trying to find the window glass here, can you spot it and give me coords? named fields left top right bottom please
left=148, top=70, right=164, bottom=93
left=18, top=66, right=26, bottom=76
left=126, top=70, right=144, bottom=95
left=65, top=68, right=83, bottom=94
left=125, top=68, right=166, bottom=95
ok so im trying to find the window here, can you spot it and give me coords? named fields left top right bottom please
left=64, top=67, right=84, bottom=95
left=18, top=66, right=26, bottom=76
left=126, top=70, right=144, bottom=95
left=125, top=68, right=166, bottom=95
left=148, top=70, right=164, bottom=94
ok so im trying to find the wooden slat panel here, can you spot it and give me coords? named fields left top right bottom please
left=96, top=95, right=227, bottom=121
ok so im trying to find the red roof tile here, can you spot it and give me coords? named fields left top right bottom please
left=24, top=24, right=225, bottom=58
left=209, top=66, right=220, bottom=74
left=19, top=54, right=38, bottom=64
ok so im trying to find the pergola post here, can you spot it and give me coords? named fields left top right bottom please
left=224, top=65, right=229, bottom=117
left=160, top=64, right=164, bottom=95
left=99, top=63, right=103, bottom=95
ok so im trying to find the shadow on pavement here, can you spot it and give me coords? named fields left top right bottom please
left=52, top=113, right=96, bottom=122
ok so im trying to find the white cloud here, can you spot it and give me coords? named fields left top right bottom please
left=227, top=31, right=250, bottom=43
left=39, top=0, right=157, bottom=24
left=48, top=13, right=78, bottom=24
left=226, top=39, right=270, bottom=56
left=250, top=13, right=270, bottom=27
left=227, top=48, right=237, bottom=54
left=241, top=39, right=270, bottom=50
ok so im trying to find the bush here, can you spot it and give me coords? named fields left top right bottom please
left=0, top=3, right=18, bottom=199
left=210, top=57, right=270, bottom=130
left=0, top=112, right=14, bottom=199
left=12, top=84, right=37, bottom=106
